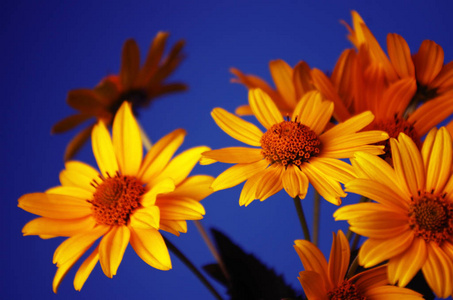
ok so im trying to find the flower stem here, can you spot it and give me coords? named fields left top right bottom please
left=293, top=196, right=311, bottom=241
left=313, top=191, right=320, bottom=246
left=164, top=236, right=223, bottom=300
left=351, top=232, right=361, bottom=253
left=194, top=220, right=230, bottom=281
left=346, top=255, right=359, bottom=279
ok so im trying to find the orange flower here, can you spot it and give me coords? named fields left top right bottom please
left=335, top=127, right=453, bottom=298
left=19, top=102, right=212, bottom=292
left=52, top=32, right=187, bottom=160
left=202, top=88, right=388, bottom=206
left=295, top=231, right=422, bottom=299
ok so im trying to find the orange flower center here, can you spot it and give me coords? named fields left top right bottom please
left=328, top=280, right=365, bottom=300
left=89, top=172, right=146, bottom=226
left=409, top=191, right=453, bottom=245
left=260, top=120, right=321, bottom=167
left=372, top=117, right=420, bottom=162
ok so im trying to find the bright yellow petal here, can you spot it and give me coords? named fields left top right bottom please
left=53, top=247, right=84, bottom=293
left=282, top=165, right=309, bottom=198
left=292, top=91, right=334, bottom=136
left=211, top=159, right=268, bottom=191
left=387, top=237, right=427, bottom=287
left=92, top=121, right=119, bottom=177
left=202, top=147, right=263, bottom=164
left=170, top=175, right=214, bottom=201
left=298, top=271, right=329, bottom=300
left=211, top=107, right=263, bottom=146
left=61, top=161, right=100, bottom=192
left=73, top=246, right=99, bottom=291
left=129, top=227, right=171, bottom=270
left=310, top=157, right=356, bottom=184
left=328, top=231, right=349, bottom=287
left=141, top=178, right=175, bottom=207
left=321, top=131, right=388, bottom=158
left=269, top=59, right=297, bottom=108
left=46, top=186, right=93, bottom=200
left=255, top=164, right=283, bottom=201
left=301, top=162, right=346, bottom=205
left=239, top=170, right=265, bottom=206
left=53, top=225, right=109, bottom=266
left=249, top=88, right=284, bottom=129
left=112, top=102, right=142, bottom=176
left=157, top=196, right=205, bottom=220
left=18, top=193, right=91, bottom=219
left=154, top=146, right=210, bottom=185
left=99, top=226, right=130, bottom=278
left=421, top=243, right=453, bottom=298
left=387, top=33, right=415, bottom=78
left=425, top=127, right=452, bottom=194
left=321, top=111, right=375, bottom=141
left=129, top=206, right=160, bottom=229
left=159, top=219, right=187, bottom=236
left=22, top=216, right=96, bottom=237
left=138, top=129, right=185, bottom=183
left=358, top=232, right=414, bottom=268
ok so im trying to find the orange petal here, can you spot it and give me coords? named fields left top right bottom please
left=269, top=59, right=297, bottom=108
left=52, top=114, right=92, bottom=134
left=249, top=89, right=284, bottom=129
left=414, top=40, right=444, bottom=86
left=421, top=243, right=453, bottom=298
left=202, top=147, right=263, bottom=164
left=282, top=165, right=309, bottom=198
left=298, top=271, right=329, bottom=300
left=64, top=123, right=95, bottom=161
left=328, top=231, right=349, bottom=287
left=120, top=39, right=140, bottom=90
left=387, top=33, right=414, bottom=78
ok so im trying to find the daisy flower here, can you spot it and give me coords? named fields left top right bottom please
left=52, top=32, right=187, bottom=160
left=202, top=88, right=388, bottom=206
left=334, top=127, right=453, bottom=298
left=19, top=102, right=212, bottom=292
left=295, top=231, right=422, bottom=299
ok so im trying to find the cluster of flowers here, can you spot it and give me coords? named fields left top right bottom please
left=19, top=11, right=453, bottom=299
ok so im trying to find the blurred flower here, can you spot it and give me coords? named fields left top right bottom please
left=19, top=102, right=212, bottom=292
left=52, top=32, right=187, bottom=160
left=295, top=231, right=422, bottom=299
left=334, top=127, right=453, bottom=298
left=202, top=88, right=388, bottom=206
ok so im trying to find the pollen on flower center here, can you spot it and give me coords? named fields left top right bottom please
left=89, top=172, right=146, bottom=226
left=372, top=117, right=421, bottom=161
left=260, top=120, right=321, bottom=167
left=328, top=280, right=365, bottom=300
left=409, top=191, right=453, bottom=245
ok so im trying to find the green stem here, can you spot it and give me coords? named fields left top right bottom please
left=313, top=191, right=320, bottom=246
left=164, top=236, right=223, bottom=300
left=293, top=196, right=311, bottom=241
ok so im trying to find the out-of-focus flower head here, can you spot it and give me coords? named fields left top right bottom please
left=19, top=102, right=212, bottom=292
left=295, top=230, right=422, bottom=299
left=335, top=127, right=453, bottom=298
left=52, top=32, right=187, bottom=160
left=202, top=88, right=388, bottom=206
left=313, top=11, right=453, bottom=161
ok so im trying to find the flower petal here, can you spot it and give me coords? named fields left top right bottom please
left=321, top=111, right=374, bottom=141
left=141, top=178, right=175, bottom=207
left=119, top=39, right=140, bottom=90
left=328, top=231, right=350, bottom=287
left=414, top=40, right=444, bottom=85
left=424, top=127, right=452, bottom=194
left=99, top=226, right=130, bottom=278
left=298, top=271, right=329, bottom=300
left=421, top=243, right=453, bottom=298
left=129, top=206, right=160, bottom=229
left=255, top=164, right=283, bottom=201
left=129, top=227, right=171, bottom=270
left=170, top=175, right=214, bottom=201
left=387, top=33, right=415, bottom=78
left=63, top=123, right=96, bottom=161
left=92, top=121, right=119, bottom=177
left=202, top=147, right=263, bottom=164
left=211, top=160, right=268, bottom=191
left=73, top=246, right=99, bottom=291
left=282, top=165, right=309, bottom=198
left=156, top=196, right=205, bottom=220
left=211, top=108, right=263, bottom=146
left=269, top=59, right=297, bottom=108
left=22, top=216, right=96, bottom=237
left=112, top=102, right=142, bottom=176
left=249, top=88, right=284, bottom=129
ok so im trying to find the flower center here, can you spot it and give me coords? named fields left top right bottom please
left=260, top=120, right=321, bottom=167
left=372, top=117, right=420, bottom=162
left=89, top=172, right=146, bottom=226
left=328, top=280, right=366, bottom=300
left=409, top=191, right=453, bottom=245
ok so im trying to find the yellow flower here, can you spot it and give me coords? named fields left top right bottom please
left=19, top=102, right=212, bottom=292
left=295, top=231, right=422, bottom=299
left=202, top=88, right=388, bottom=206
left=52, top=32, right=187, bottom=161
left=334, top=127, right=453, bottom=298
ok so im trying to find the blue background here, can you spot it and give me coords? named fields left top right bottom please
left=2, top=1, right=453, bottom=299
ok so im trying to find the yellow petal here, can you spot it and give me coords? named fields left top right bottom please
left=269, top=59, right=297, bottom=108
left=138, top=129, right=185, bottom=183
left=53, top=225, right=109, bottom=266
left=211, top=107, right=263, bottom=146
left=112, top=102, right=142, bottom=176
left=321, top=131, right=388, bottom=158
left=421, top=243, right=453, bottom=298
left=249, top=88, right=284, bottom=129
left=46, top=186, right=93, bottom=200
left=292, top=91, right=333, bottom=136
left=211, top=160, right=268, bottom=191
left=99, top=226, right=130, bottom=278
left=92, top=121, right=119, bottom=177
left=293, top=60, right=314, bottom=99
left=328, top=231, right=350, bottom=287
left=321, top=111, right=375, bottom=141
left=62, top=161, right=100, bottom=192
left=282, top=165, right=309, bottom=198
left=387, top=237, right=427, bottom=287
left=74, top=246, right=99, bottom=291
left=129, top=206, right=160, bottom=229
left=159, top=219, right=187, bottom=236
left=22, top=216, right=96, bottom=237
left=53, top=247, right=84, bottom=293
left=239, top=170, right=265, bottom=206
left=202, top=147, right=263, bottom=164
left=155, top=146, right=210, bottom=185
left=18, top=193, right=91, bottom=219
left=425, top=127, right=452, bottom=194
left=255, top=164, right=283, bottom=201
left=129, top=227, right=171, bottom=270
left=157, top=196, right=205, bottom=220
left=170, top=175, right=214, bottom=201
left=141, top=178, right=175, bottom=207
left=310, top=157, right=356, bottom=184
left=387, top=33, right=415, bottom=78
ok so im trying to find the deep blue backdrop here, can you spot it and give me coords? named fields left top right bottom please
left=2, top=1, right=453, bottom=299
